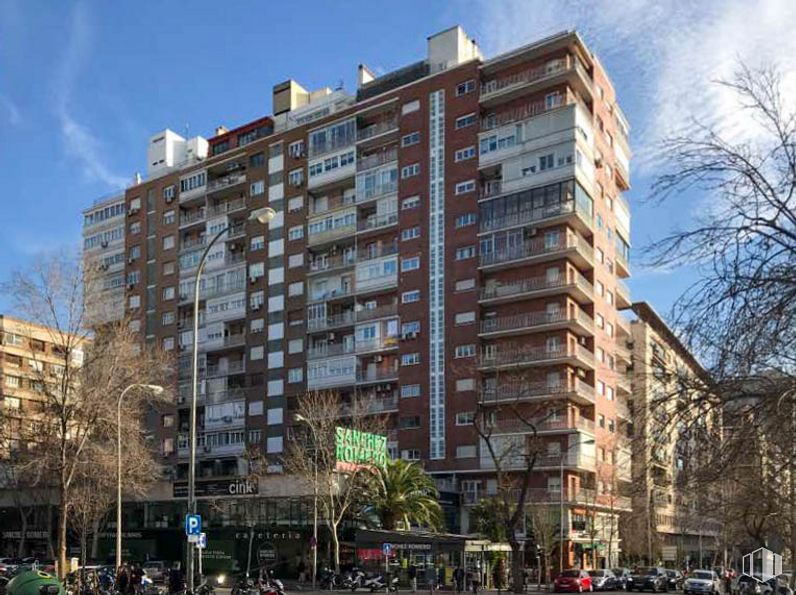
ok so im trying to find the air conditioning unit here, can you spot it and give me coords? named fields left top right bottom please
left=128, top=207, right=139, bottom=215
left=251, top=304, right=261, bottom=311
left=165, top=195, right=174, bottom=204
left=128, top=257, right=135, bottom=264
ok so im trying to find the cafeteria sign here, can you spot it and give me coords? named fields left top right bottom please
left=335, top=427, right=387, bottom=471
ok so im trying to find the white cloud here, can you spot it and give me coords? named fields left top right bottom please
left=53, top=1, right=127, bottom=189
left=473, top=0, right=796, bottom=174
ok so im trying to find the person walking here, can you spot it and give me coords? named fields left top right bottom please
left=454, top=566, right=465, bottom=594
left=117, top=565, right=130, bottom=595
left=298, top=558, right=307, bottom=584
left=409, top=564, right=418, bottom=593
left=426, top=564, right=437, bottom=591
left=470, top=567, right=481, bottom=595
left=438, top=565, right=445, bottom=590
left=130, top=564, right=144, bottom=595
left=168, top=563, right=184, bottom=595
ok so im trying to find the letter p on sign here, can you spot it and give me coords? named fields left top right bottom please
left=185, top=514, right=202, bottom=536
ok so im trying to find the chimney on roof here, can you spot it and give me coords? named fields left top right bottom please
left=215, top=126, right=229, bottom=137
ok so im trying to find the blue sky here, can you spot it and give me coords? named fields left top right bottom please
left=1, top=0, right=795, bottom=318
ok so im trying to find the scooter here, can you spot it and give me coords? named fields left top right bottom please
left=319, top=567, right=338, bottom=590
left=344, top=569, right=365, bottom=591
left=366, top=575, right=399, bottom=592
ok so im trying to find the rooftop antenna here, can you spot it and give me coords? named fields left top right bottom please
left=184, top=122, right=190, bottom=137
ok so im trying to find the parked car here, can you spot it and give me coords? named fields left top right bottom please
left=683, top=570, right=721, bottom=595
left=142, top=561, right=167, bottom=583
left=666, top=570, right=685, bottom=591
left=628, top=567, right=669, bottom=592
left=613, top=569, right=632, bottom=591
left=555, top=570, right=594, bottom=593
left=590, top=570, right=618, bottom=591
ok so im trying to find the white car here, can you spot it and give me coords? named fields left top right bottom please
left=684, top=570, right=721, bottom=595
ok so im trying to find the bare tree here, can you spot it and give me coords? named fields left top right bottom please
left=283, top=390, right=385, bottom=573
left=529, top=505, right=559, bottom=586
left=2, top=255, right=173, bottom=576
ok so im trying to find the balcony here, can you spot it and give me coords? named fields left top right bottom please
left=615, top=398, right=631, bottom=420
left=616, top=373, right=632, bottom=396
left=481, top=378, right=595, bottom=407
left=308, top=254, right=357, bottom=276
left=356, top=336, right=399, bottom=355
left=479, top=343, right=595, bottom=371
left=357, top=212, right=398, bottom=234
left=358, top=243, right=398, bottom=263
left=307, top=310, right=356, bottom=332
left=357, top=119, right=399, bottom=146
left=179, top=208, right=206, bottom=228
left=355, top=303, right=398, bottom=323
left=615, top=343, right=632, bottom=365
left=480, top=54, right=593, bottom=108
left=480, top=180, right=503, bottom=200
left=180, top=279, right=246, bottom=303
left=480, top=92, right=569, bottom=131
left=208, top=197, right=247, bottom=218
left=479, top=232, right=593, bottom=271
left=616, top=251, right=630, bottom=279
left=479, top=199, right=592, bottom=236
left=206, top=334, right=246, bottom=351
left=480, top=309, right=593, bottom=338
left=480, top=272, right=593, bottom=306
left=355, top=180, right=398, bottom=204
left=307, top=285, right=356, bottom=304
left=224, top=223, right=246, bottom=241
left=355, top=273, right=397, bottom=295
left=205, top=361, right=245, bottom=377
left=307, top=356, right=358, bottom=390
left=307, top=222, right=358, bottom=247
left=614, top=141, right=631, bottom=191
left=357, top=147, right=398, bottom=172
left=357, top=367, right=399, bottom=385
left=616, top=278, right=631, bottom=309
left=345, top=394, right=399, bottom=415
left=180, top=236, right=206, bottom=253
left=307, top=343, right=355, bottom=360
left=615, top=315, right=632, bottom=338
left=480, top=448, right=595, bottom=472
left=207, top=171, right=246, bottom=194
left=486, top=415, right=595, bottom=435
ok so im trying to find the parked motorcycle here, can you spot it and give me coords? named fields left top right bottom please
left=366, top=574, right=399, bottom=592
left=319, top=567, right=338, bottom=591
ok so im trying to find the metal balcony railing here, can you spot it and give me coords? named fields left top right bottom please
left=479, top=232, right=593, bottom=267
left=179, top=208, right=206, bottom=227
left=206, top=171, right=246, bottom=193
left=479, top=199, right=588, bottom=233
left=480, top=272, right=593, bottom=302
left=480, top=378, right=595, bottom=404
left=357, top=148, right=398, bottom=172
left=208, top=197, right=246, bottom=217
left=479, top=344, right=594, bottom=368
left=358, top=212, right=398, bottom=232
left=358, top=119, right=398, bottom=141
left=480, top=309, right=593, bottom=334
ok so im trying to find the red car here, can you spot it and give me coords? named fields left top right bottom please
left=555, top=569, right=594, bottom=593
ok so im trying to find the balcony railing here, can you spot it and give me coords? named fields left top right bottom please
left=308, top=254, right=357, bottom=275
left=480, top=309, right=593, bottom=335
left=208, top=197, right=247, bottom=217
left=357, top=368, right=399, bottom=383
left=207, top=171, right=246, bottom=193
left=481, top=93, right=567, bottom=131
left=486, top=415, right=595, bottom=435
left=180, top=236, right=206, bottom=252
left=480, top=55, right=583, bottom=100
left=308, top=285, right=355, bottom=303
left=479, top=232, right=593, bottom=268
left=453, top=377, right=536, bottom=407
left=307, top=223, right=358, bottom=246
left=358, top=212, right=398, bottom=232
left=358, top=119, right=398, bottom=142
left=179, top=208, right=206, bottom=227
left=357, top=243, right=398, bottom=263
left=356, top=180, right=398, bottom=203
left=479, top=344, right=595, bottom=368
left=480, top=272, right=593, bottom=302
left=479, top=180, right=503, bottom=200
left=479, top=199, right=589, bottom=233
left=356, top=336, right=399, bottom=353
left=357, top=148, right=398, bottom=172
left=355, top=304, right=398, bottom=322
left=307, top=310, right=356, bottom=332
left=205, top=361, right=245, bottom=376
left=307, top=343, right=355, bottom=360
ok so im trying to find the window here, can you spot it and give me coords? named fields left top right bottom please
left=402, top=196, right=420, bottom=210
left=401, top=100, right=420, bottom=115
left=455, top=213, right=476, bottom=228
left=250, top=180, right=265, bottom=196
left=401, top=226, right=420, bottom=241
left=288, top=225, right=304, bottom=241
left=399, top=416, right=421, bottom=429
left=401, top=384, right=421, bottom=399
left=455, top=246, right=475, bottom=260
left=162, top=337, right=175, bottom=351
left=4, top=375, right=20, bottom=388
left=250, top=318, right=264, bottom=333
left=129, top=221, right=141, bottom=235
left=456, top=378, right=475, bottom=392
left=455, top=278, right=476, bottom=292
left=455, top=180, right=476, bottom=195
left=129, top=197, right=141, bottom=212
left=288, top=338, right=303, bottom=354
left=179, top=171, right=206, bottom=193
left=249, top=152, right=265, bottom=168
left=250, top=346, right=264, bottom=361
left=288, top=253, right=304, bottom=268
left=401, top=256, right=420, bottom=271
left=129, top=245, right=141, bottom=261
left=288, top=368, right=304, bottom=383
left=401, top=321, right=421, bottom=336
left=401, top=449, right=421, bottom=460
left=401, top=132, right=420, bottom=147
left=288, top=168, right=304, bottom=187
left=163, top=185, right=176, bottom=201
left=163, top=210, right=176, bottom=225
left=454, top=146, right=476, bottom=162
left=288, top=196, right=304, bottom=212
left=456, top=412, right=475, bottom=426
left=126, top=271, right=140, bottom=286
left=288, top=281, right=304, bottom=297
left=250, top=235, right=265, bottom=251
left=128, top=295, right=140, bottom=309
left=401, top=163, right=420, bottom=179
left=455, top=113, right=477, bottom=129
left=401, top=290, right=420, bottom=303
left=162, top=312, right=175, bottom=325
left=288, top=140, right=305, bottom=158
left=455, top=344, right=476, bottom=358
left=456, top=445, right=477, bottom=459
left=401, top=353, right=420, bottom=366
left=455, top=311, right=476, bottom=325
left=163, top=235, right=175, bottom=250
left=162, top=287, right=175, bottom=301
left=456, top=80, right=475, bottom=96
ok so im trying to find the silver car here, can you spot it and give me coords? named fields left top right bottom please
left=684, top=571, right=721, bottom=595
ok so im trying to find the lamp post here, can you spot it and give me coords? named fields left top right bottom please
left=187, top=207, right=276, bottom=593
left=559, top=437, right=595, bottom=575
left=117, top=383, right=164, bottom=573
left=294, top=413, right=319, bottom=590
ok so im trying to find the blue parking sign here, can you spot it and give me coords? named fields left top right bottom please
left=382, top=543, right=392, bottom=556
left=185, top=514, right=202, bottom=536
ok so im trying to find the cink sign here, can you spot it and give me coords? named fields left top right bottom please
left=335, top=427, right=387, bottom=471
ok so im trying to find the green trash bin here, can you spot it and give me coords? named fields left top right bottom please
left=5, top=571, right=65, bottom=595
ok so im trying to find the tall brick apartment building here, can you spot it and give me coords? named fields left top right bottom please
left=99, top=26, right=632, bottom=567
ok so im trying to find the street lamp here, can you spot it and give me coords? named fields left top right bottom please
left=187, top=207, right=275, bottom=593
left=559, top=437, right=596, bottom=575
left=294, top=413, right=319, bottom=591
left=117, top=383, right=164, bottom=573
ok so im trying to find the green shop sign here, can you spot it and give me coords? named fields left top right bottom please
left=335, top=427, right=387, bottom=470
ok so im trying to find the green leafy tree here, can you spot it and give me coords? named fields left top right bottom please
left=366, top=458, right=443, bottom=531
left=470, top=497, right=508, bottom=542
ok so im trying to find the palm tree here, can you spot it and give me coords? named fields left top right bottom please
left=367, top=458, right=444, bottom=531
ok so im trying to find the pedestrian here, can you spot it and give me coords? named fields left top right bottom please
left=470, top=569, right=481, bottom=595
left=493, top=562, right=503, bottom=593
left=130, top=564, right=144, bottom=595
left=298, top=558, right=307, bottom=584
left=454, top=566, right=465, bottom=594
left=409, top=564, right=418, bottom=593
left=426, top=565, right=437, bottom=591
left=168, top=563, right=184, bottom=595
left=117, top=565, right=130, bottom=595
left=438, top=565, right=445, bottom=590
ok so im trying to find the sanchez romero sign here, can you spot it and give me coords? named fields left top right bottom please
left=335, top=427, right=387, bottom=471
